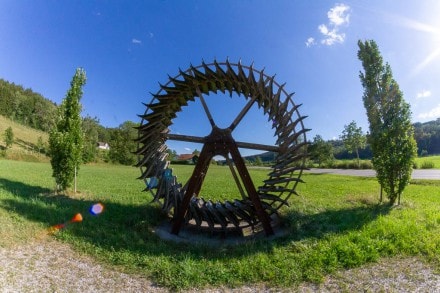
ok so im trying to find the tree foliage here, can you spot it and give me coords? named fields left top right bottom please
left=82, top=115, right=101, bottom=163
left=308, top=135, right=334, bottom=167
left=357, top=40, right=417, bottom=205
left=3, top=126, right=14, bottom=149
left=0, top=79, right=57, bottom=131
left=340, top=120, right=367, bottom=167
left=413, top=118, right=440, bottom=156
left=108, top=121, right=138, bottom=165
left=49, top=68, right=86, bottom=191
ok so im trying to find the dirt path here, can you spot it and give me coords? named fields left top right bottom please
left=1, top=239, right=440, bottom=292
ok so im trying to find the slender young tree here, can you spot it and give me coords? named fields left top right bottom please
left=357, top=40, right=417, bottom=205
left=3, top=126, right=14, bottom=149
left=49, top=68, right=86, bottom=191
left=309, top=135, right=334, bottom=167
left=340, top=120, right=366, bottom=168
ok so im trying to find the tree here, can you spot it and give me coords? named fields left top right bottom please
left=308, top=135, right=334, bottom=167
left=358, top=40, right=417, bottom=205
left=3, top=126, right=14, bottom=149
left=49, top=68, right=86, bottom=191
left=108, top=121, right=138, bottom=165
left=166, top=149, right=178, bottom=161
left=340, top=121, right=367, bottom=168
left=82, top=115, right=100, bottom=163
left=254, top=156, right=263, bottom=166
left=36, top=136, right=45, bottom=155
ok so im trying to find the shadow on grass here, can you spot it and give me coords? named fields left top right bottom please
left=0, top=177, right=391, bottom=260
left=281, top=203, right=391, bottom=242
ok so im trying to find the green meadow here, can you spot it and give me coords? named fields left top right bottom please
left=1, top=160, right=440, bottom=290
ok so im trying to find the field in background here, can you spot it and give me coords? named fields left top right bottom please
left=1, top=160, right=440, bottom=290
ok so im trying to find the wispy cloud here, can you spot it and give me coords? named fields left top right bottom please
left=418, top=104, right=440, bottom=120
left=305, top=37, right=315, bottom=47
left=184, top=147, right=192, bottom=152
left=132, top=38, right=142, bottom=44
left=416, top=90, right=432, bottom=99
left=307, top=3, right=350, bottom=47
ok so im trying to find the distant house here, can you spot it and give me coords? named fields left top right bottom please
left=97, top=142, right=110, bottom=150
left=177, top=154, right=198, bottom=164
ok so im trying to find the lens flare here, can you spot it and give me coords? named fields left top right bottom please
left=49, top=213, right=82, bottom=234
left=70, top=213, right=83, bottom=223
left=90, top=203, right=105, bottom=215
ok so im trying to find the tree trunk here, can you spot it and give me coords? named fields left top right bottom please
left=356, top=149, right=360, bottom=169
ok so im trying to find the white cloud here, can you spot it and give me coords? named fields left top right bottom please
left=132, top=38, right=142, bottom=44
left=416, top=90, right=432, bottom=99
left=319, top=24, right=345, bottom=45
left=327, top=3, right=350, bottom=26
left=305, top=37, right=316, bottom=47
left=418, top=105, right=440, bottom=120
left=184, top=147, right=192, bottom=151
left=313, top=3, right=350, bottom=46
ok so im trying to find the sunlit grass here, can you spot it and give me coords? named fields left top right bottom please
left=1, top=159, right=440, bottom=290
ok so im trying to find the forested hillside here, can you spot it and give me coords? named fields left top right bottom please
left=0, top=79, right=57, bottom=132
left=414, top=119, right=440, bottom=155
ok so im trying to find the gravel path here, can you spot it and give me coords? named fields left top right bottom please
left=1, top=239, right=440, bottom=292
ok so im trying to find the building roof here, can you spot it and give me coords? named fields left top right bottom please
left=177, top=154, right=196, bottom=161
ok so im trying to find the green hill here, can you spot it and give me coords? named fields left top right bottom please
left=0, top=115, right=49, bottom=162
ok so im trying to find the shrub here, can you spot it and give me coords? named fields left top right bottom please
left=360, top=161, right=373, bottom=169
left=421, top=161, right=435, bottom=169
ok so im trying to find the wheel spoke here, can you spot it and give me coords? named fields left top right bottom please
left=229, top=96, right=257, bottom=131
left=165, top=133, right=205, bottom=144
left=225, top=154, right=247, bottom=200
left=228, top=141, right=274, bottom=236
left=165, top=133, right=279, bottom=153
left=196, top=87, right=216, bottom=127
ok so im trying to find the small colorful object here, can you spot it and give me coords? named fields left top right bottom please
left=146, top=177, right=158, bottom=189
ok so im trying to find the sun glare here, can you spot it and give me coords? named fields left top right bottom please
left=384, top=2, right=440, bottom=76
left=413, top=3, right=440, bottom=75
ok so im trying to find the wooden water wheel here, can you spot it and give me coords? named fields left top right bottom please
left=136, top=60, right=309, bottom=237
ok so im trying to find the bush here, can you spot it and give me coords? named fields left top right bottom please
left=359, top=161, right=373, bottom=169
left=421, top=161, right=435, bottom=169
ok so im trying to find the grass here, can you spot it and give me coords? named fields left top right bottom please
left=1, top=159, right=440, bottom=290
left=312, top=155, right=440, bottom=169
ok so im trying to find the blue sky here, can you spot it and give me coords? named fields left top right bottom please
left=1, top=1, right=439, bottom=155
